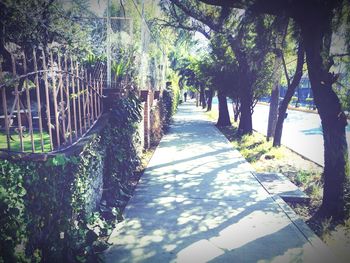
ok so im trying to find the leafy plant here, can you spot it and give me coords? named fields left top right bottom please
left=0, top=160, right=28, bottom=262
left=0, top=77, right=181, bottom=262
left=305, top=97, right=315, bottom=109
left=295, top=170, right=311, bottom=185
left=112, top=59, right=129, bottom=83
left=291, top=96, right=298, bottom=105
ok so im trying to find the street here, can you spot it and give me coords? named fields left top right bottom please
left=252, top=104, right=350, bottom=166
left=211, top=98, right=350, bottom=166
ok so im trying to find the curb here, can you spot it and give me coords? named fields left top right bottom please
left=273, top=196, right=342, bottom=262
left=251, top=171, right=341, bottom=262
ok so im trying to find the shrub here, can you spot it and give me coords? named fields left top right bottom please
left=161, top=84, right=180, bottom=131
left=0, top=160, right=28, bottom=262
left=0, top=93, right=143, bottom=262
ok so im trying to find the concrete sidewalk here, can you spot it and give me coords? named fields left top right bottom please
left=103, top=102, right=338, bottom=263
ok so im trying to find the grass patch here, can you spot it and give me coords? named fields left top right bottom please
left=213, top=118, right=324, bottom=206
left=215, top=123, right=286, bottom=164
left=0, top=131, right=51, bottom=152
left=205, top=108, right=350, bottom=261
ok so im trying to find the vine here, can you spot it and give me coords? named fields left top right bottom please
left=0, top=88, right=179, bottom=262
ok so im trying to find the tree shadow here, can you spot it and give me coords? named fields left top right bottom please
left=102, top=103, right=330, bottom=263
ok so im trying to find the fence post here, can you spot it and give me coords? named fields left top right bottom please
left=41, top=50, right=54, bottom=151
left=22, top=52, right=35, bottom=152
left=93, top=79, right=98, bottom=120
left=81, top=65, right=87, bottom=132
left=0, top=61, right=11, bottom=150
left=76, top=61, right=83, bottom=136
left=85, top=69, right=91, bottom=128
left=12, top=54, right=24, bottom=151
left=89, top=73, right=94, bottom=122
left=50, top=51, right=61, bottom=147
left=70, top=56, right=78, bottom=140
left=64, top=54, right=73, bottom=144
left=57, top=53, right=67, bottom=143
left=33, top=50, right=44, bottom=152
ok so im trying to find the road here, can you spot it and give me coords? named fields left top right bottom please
left=212, top=98, right=350, bottom=166
left=253, top=104, right=350, bottom=166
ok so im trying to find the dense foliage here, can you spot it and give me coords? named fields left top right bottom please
left=164, top=0, right=350, bottom=220
left=0, top=0, right=180, bottom=261
left=102, top=94, right=143, bottom=208
left=0, top=83, right=180, bottom=262
left=0, top=94, right=143, bottom=262
left=161, top=84, right=180, bottom=131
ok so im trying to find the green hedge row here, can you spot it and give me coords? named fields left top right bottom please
left=161, top=85, right=180, bottom=132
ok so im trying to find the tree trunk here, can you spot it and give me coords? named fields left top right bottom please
left=217, top=90, right=231, bottom=126
left=301, top=12, right=349, bottom=219
left=206, top=89, right=213, bottom=111
left=238, top=86, right=253, bottom=134
left=233, top=99, right=240, bottom=122
left=267, top=16, right=288, bottom=141
left=200, top=86, right=206, bottom=108
left=267, top=79, right=280, bottom=140
left=273, top=41, right=304, bottom=147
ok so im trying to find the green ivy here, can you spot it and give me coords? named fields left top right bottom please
left=102, top=94, right=142, bottom=208
left=0, top=160, right=28, bottom=262
left=161, top=87, right=179, bottom=131
left=0, top=88, right=179, bottom=262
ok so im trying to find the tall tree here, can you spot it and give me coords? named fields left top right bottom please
left=266, top=16, right=289, bottom=140
left=159, top=1, right=232, bottom=124
left=198, top=0, right=350, bottom=220
left=227, top=14, right=276, bottom=134
left=168, top=0, right=276, bottom=134
left=273, top=33, right=304, bottom=147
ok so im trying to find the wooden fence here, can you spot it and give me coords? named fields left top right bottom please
left=0, top=48, right=103, bottom=153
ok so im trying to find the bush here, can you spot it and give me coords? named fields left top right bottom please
left=291, top=96, right=298, bottom=105
left=305, top=97, right=314, bottom=109
left=0, top=93, right=143, bottom=262
left=0, top=160, right=28, bottom=262
left=161, top=84, right=180, bottom=131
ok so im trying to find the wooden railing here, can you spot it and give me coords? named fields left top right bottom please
left=0, top=48, right=104, bottom=153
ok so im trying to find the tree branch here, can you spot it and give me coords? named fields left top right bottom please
left=169, top=0, right=223, bottom=32
left=154, top=17, right=211, bottom=39
left=290, top=40, right=305, bottom=87
left=281, top=50, right=291, bottom=87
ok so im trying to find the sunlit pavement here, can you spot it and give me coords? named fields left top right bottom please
left=103, top=102, right=338, bottom=263
left=252, top=104, right=350, bottom=167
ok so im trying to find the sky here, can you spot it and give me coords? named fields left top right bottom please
left=191, top=31, right=210, bottom=56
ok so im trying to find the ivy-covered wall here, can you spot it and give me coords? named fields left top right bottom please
left=0, top=94, right=144, bottom=262
left=148, top=85, right=179, bottom=147
left=161, top=86, right=179, bottom=132
left=0, top=88, right=179, bottom=262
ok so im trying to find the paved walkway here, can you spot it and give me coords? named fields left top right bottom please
left=103, top=102, right=337, bottom=263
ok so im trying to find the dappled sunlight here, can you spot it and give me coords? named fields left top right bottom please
left=104, top=103, right=334, bottom=263
left=209, top=210, right=290, bottom=250
left=106, top=196, right=320, bottom=262
left=175, top=240, right=225, bottom=263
